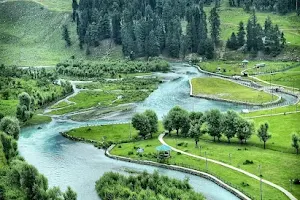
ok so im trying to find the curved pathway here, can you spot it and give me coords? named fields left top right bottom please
left=158, top=134, right=297, bottom=200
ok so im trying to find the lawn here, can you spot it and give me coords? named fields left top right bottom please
left=0, top=100, right=18, bottom=116
left=67, top=122, right=164, bottom=143
left=111, top=138, right=289, bottom=200
left=50, top=101, right=73, bottom=109
left=199, top=61, right=297, bottom=76
left=164, top=136, right=300, bottom=199
left=256, top=66, right=300, bottom=90
left=67, top=123, right=138, bottom=143
left=242, top=103, right=300, bottom=117
left=49, top=89, right=152, bottom=115
left=191, top=77, right=276, bottom=104
left=23, top=114, right=52, bottom=127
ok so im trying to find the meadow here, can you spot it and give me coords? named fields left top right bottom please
left=257, top=66, right=300, bottom=90
left=191, top=77, right=276, bottom=104
left=199, top=61, right=297, bottom=76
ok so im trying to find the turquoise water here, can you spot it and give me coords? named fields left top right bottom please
left=19, top=64, right=266, bottom=200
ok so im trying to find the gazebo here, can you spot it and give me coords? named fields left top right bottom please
left=242, top=59, right=249, bottom=67
left=156, top=145, right=172, bottom=159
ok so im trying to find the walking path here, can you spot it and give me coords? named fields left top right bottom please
left=158, top=134, right=297, bottom=200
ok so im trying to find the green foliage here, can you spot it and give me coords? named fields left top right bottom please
left=222, top=111, right=240, bottom=143
left=62, top=25, right=72, bottom=47
left=16, top=92, right=33, bottom=122
left=56, top=59, right=170, bottom=78
left=132, top=113, right=151, bottom=139
left=63, top=186, right=77, bottom=200
left=291, top=133, right=299, bottom=154
left=165, top=106, right=190, bottom=136
left=209, top=6, right=221, bottom=45
left=257, top=122, right=272, bottom=149
left=0, top=117, right=20, bottom=140
left=203, top=109, right=223, bottom=141
left=95, top=171, right=205, bottom=200
left=144, top=110, right=158, bottom=137
left=0, top=132, right=18, bottom=163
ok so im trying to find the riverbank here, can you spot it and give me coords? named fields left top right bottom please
left=106, top=144, right=251, bottom=200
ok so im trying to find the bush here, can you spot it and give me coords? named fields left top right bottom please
left=293, top=179, right=300, bottom=185
left=177, top=142, right=184, bottom=146
left=243, top=160, right=254, bottom=165
left=241, top=182, right=250, bottom=187
left=128, top=151, right=134, bottom=155
left=177, top=152, right=182, bottom=155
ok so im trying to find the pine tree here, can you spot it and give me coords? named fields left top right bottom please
left=98, top=13, right=111, bottom=40
left=134, top=19, right=147, bottom=57
left=209, top=6, right=220, bottom=45
left=226, top=32, right=238, bottom=50
left=62, top=25, right=71, bottom=47
left=237, top=21, right=246, bottom=47
left=204, top=38, right=214, bottom=59
left=146, top=30, right=160, bottom=57
left=121, top=23, right=136, bottom=58
left=72, top=0, right=78, bottom=22
left=155, top=18, right=165, bottom=52
left=85, top=22, right=99, bottom=47
left=111, top=9, right=122, bottom=44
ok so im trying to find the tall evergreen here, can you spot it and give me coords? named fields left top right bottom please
left=62, top=25, right=71, bottom=47
left=237, top=21, right=246, bottom=47
left=146, top=30, right=160, bottom=57
left=226, top=32, right=238, bottom=50
left=209, top=6, right=220, bottom=45
left=72, top=0, right=78, bottom=22
left=121, top=23, right=136, bottom=58
left=111, top=8, right=122, bottom=44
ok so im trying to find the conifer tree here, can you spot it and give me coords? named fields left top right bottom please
left=237, top=21, right=246, bottom=47
left=62, top=25, right=71, bottom=47
left=209, top=6, right=220, bottom=45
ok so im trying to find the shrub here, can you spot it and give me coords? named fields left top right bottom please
left=243, top=160, right=254, bottom=165
left=177, top=152, right=182, bottom=155
left=293, top=179, right=300, bottom=185
left=128, top=151, right=134, bottom=155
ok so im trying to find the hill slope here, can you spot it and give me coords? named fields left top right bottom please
left=0, top=1, right=122, bottom=66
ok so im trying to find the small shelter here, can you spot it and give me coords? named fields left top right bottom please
left=242, top=60, right=249, bottom=67
left=156, top=145, right=171, bottom=159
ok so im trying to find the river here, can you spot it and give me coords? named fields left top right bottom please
left=19, top=64, right=295, bottom=200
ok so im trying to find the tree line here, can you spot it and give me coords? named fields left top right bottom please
left=70, top=0, right=220, bottom=59
left=56, top=58, right=169, bottom=78
left=0, top=114, right=77, bottom=199
left=228, top=0, right=300, bottom=15
left=226, top=11, right=286, bottom=56
left=95, top=171, right=205, bottom=200
left=132, top=106, right=299, bottom=153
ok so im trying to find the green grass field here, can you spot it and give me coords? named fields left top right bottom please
left=164, top=136, right=300, bottom=199
left=67, top=123, right=138, bottom=143
left=199, top=61, right=297, bottom=76
left=0, top=1, right=122, bottom=66
left=23, top=114, right=52, bottom=126
left=0, top=100, right=18, bottom=116
left=1, top=1, right=300, bottom=66
left=191, top=77, right=276, bottom=104
left=49, top=89, right=152, bottom=115
left=257, top=66, right=300, bottom=90
left=111, top=138, right=288, bottom=200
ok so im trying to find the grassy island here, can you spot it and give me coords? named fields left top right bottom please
left=191, top=77, right=277, bottom=104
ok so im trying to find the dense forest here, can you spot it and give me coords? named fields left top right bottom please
left=68, top=0, right=288, bottom=59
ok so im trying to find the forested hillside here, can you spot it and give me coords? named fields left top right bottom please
left=1, top=0, right=300, bottom=65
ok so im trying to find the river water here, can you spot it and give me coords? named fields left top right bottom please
left=19, top=63, right=284, bottom=200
